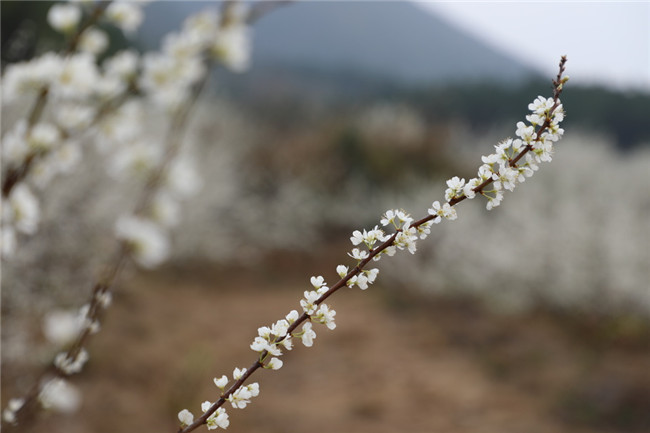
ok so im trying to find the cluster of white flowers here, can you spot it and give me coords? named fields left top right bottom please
left=175, top=72, right=569, bottom=430
left=1, top=399, right=25, bottom=425
left=140, top=4, right=251, bottom=111
left=177, top=204, right=459, bottom=430
left=449, top=94, right=566, bottom=210
left=1, top=1, right=252, bottom=261
left=2, top=1, right=259, bottom=425
left=178, top=367, right=259, bottom=430
left=0, top=1, right=149, bottom=259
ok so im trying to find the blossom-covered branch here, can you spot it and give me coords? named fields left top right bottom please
left=176, top=57, right=569, bottom=432
left=1, top=1, right=272, bottom=427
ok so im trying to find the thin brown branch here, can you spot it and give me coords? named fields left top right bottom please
left=178, top=57, right=568, bottom=433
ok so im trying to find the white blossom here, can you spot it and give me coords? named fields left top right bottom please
left=300, top=290, right=321, bottom=315
left=28, top=122, right=60, bottom=152
left=178, top=409, right=194, bottom=426
left=2, top=398, right=24, bottom=424
left=42, top=309, right=84, bottom=346
left=285, top=310, right=299, bottom=323
left=54, top=349, right=89, bottom=375
left=266, top=357, right=283, bottom=370
left=55, top=104, right=96, bottom=133
left=103, top=50, right=140, bottom=81
left=348, top=248, right=369, bottom=261
left=310, top=275, right=326, bottom=289
left=106, top=1, right=144, bottom=34
left=313, top=304, right=336, bottom=330
left=79, top=27, right=109, bottom=55
left=271, top=319, right=289, bottom=338
left=38, top=378, right=81, bottom=413
left=7, top=184, right=40, bottom=235
left=444, top=176, right=465, bottom=201
left=114, top=216, right=169, bottom=268
left=166, top=156, right=202, bottom=198
left=52, top=53, right=101, bottom=100
left=200, top=402, right=230, bottom=430
left=228, top=383, right=259, bottom=409
left=2, top=53, right=63, bottom=103
left=213, top=24, right=251, bottom=72
left=301, top=322, right=316, bottom=347
left=515, top=121, right=535, bottom=144
left=213, top=375, right=228, bottom=389
left=47, top=3, right=81, bottom=33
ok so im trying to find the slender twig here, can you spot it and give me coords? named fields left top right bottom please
left=180, top=57, right=568, bottom=433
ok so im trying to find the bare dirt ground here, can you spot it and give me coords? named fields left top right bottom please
left=3, top=249, right=649, bottom=433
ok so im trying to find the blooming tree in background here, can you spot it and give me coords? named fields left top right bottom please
left=0, top=0, right=570, bottom=431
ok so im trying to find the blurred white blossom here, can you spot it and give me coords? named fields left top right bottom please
left=115, top=215, right=169, bottom=268
left=38, top=378, right=81, bottom=413
left=47, top=3, right=81, bottom=33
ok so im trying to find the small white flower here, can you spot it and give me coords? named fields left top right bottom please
left=213, top=375, right=229, bottom=389
left=310, top=275, right=326, bottom=289
left=79, top=27, right=109, bottom=55
left=348, top=248, right=369, bottom=261
left=54, top=349, right=89, bottom=375
left=314, top=304, right=336, bottom=330
left=515, top=121, right=535, bottom=144
left=166, top=156, right=202, bottom=198
left=38, top=378, right=81, bottom=413
left=300, top=290, right=320, bottom=315
left=485, top=190, right=504, bottom=210
left=266, top=357, right=283, bottom=370
left=336, top=265, right=348, bottom=277
left=208, top=407, right=229, bottom=429
left=2, top=398, right=24, bottom=424
left=213, top=24, right=251, bottom=72
left=178, top=409, right=194, bottom=426
left=104, top=50, right=140, bottom=81
left=106, top=2, right=144, bottom=34
left=463, top=178, right=480, bottom=199
left=350, top=230, right=365, bottom=246
left=233, top=367, right=246, bottom=380
left=444, top=176, right=465, bottom=201
left=250, top=336, right=268, bottom=353
left=228, top=383, right=259, bottom=409
left=365, top=268, right=379, bottom=284
left=8, top=184, right=40, bottom=235
left=285, top=310, right=299, bottom=323
left=201, top=401, right=212, bottom=413
left=53, top=53, right=101, bottom=100
left=114, top=216, right=169, bottom=268
left=301, top=322, right=316, bottom=347
left=47, top=4, right=81, bottom=33
left=28, top=122, right=60, bottom=152
left=280, top=336, right=293, bottom=351
left=528, top=95, right=554, bottom=114
left=271, top=319, right=289, bottom=337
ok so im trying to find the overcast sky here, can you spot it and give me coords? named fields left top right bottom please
left=418, top=1, right=649, bottom=92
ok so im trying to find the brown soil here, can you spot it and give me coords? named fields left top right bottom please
left=3, top=250, right=649, bottom=433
